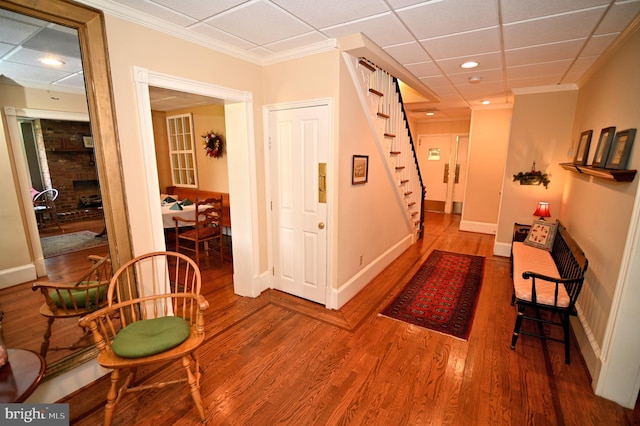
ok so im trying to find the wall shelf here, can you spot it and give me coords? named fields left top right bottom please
left=559, top=163, right=637, bottom=182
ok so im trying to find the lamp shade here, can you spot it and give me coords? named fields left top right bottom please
left=533, top=202, right=551, bottom=219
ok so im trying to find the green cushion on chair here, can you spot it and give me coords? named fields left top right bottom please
left=111, top=316, right=191, bottom=359
left=51, top=282, right=107, bottom=309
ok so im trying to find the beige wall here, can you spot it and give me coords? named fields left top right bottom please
left=102, top=15, right=263, bottom=257
left=562, top=28, right=640, bottom=400
left=496, top=89, right=578, bottom=248
left=153, top=105, right=228, bottom=194
left=464, top=108, right=512, bottom=228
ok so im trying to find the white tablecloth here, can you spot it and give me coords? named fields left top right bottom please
left=162, top=203, right=198, bottom=228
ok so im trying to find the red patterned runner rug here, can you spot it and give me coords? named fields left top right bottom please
left=380, top=250, right=485, bottom=340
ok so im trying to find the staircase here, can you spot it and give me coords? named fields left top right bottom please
left=345, top=55, right=425, bottom=239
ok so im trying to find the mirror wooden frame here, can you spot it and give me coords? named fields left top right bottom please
left=0, top=0, right=133, bottom=379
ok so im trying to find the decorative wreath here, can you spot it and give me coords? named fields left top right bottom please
left=513, top=162, right=550, bottom=189
left=202, top=131, right=223, bottom=158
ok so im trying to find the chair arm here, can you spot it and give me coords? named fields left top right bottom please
left=197, top=294, right=209, bottom=311
left=32, top=282, right=59, bottom=313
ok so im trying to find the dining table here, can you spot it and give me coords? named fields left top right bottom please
left=161, top=201, right=205, bottom=229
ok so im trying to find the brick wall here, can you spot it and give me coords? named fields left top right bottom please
left=40, top=119, right=103, bottom=220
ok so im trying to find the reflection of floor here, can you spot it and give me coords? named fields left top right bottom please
left=1, top=218, right=108, bottom=367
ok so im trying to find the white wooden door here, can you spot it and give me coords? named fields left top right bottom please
left=418, top=135, right=452, bottom=212
left=269, top=105, right=329, bottom=305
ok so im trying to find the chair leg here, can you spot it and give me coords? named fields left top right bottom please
left=562, top=313, right=571, bottom=364
left=182, top=355, right=206, bottom=423
left=104, top=368, right=121, bottom=426
left=511, top=304, right=524, bottom=350
left=40, top=317, right=55, bottom=357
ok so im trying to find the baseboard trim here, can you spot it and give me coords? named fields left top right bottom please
left=0, top=264, right=37, bottom=289
left=329, top=234, right=413, bottom=310
left=494, top=241, right=512, bottom=258
left=459, top=220, right=496, bottom=235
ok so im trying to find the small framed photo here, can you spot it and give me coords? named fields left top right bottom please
left=352, top=155, right=369, bottom=185
left=83, top=136, right=94, bottom=148
left=604, top=128, right=636, bottom=170
left=573, top=130, right=592, bottom=165
left=591, top=126, right=616, bottom=167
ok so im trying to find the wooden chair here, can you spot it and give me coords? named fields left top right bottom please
left=174, top=196, right=224, bottom=265
left=78, top=251, right=209, bottom=426
left=33, top=188, right=63, bottom=232
left=32, top=255, right=112, bottom=358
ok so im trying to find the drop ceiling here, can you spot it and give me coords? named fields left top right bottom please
left=1, top=1, right=639, bottom=120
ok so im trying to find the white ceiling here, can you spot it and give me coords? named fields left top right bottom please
left=1, top=1, right=639, bottom=119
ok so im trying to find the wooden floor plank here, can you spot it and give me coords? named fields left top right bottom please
left=6, top=213, right=635, bottom=425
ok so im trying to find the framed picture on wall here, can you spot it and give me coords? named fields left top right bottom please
left=83, top=136, right=94, bottom=148
left=604, top=128, right=636, bottom=170
left=352, top=155, right=368, bottom=185
left=573, top=130, right=592, bottom=165
left=591, top=126, right=616, bottom=167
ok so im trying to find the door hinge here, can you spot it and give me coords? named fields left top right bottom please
left=272, top=267, right=274, bottom=276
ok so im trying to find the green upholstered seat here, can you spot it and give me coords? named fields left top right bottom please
left=51, top=282, right=107, bottom=309
left=111, top=316, right=190, bottom=359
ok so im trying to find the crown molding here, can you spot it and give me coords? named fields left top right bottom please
left=511, top=84, right=578, bottom=96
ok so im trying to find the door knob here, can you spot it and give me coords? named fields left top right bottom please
left=318, top=222, right=325, bottom=229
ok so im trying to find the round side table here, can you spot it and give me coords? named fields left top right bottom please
left=0, top=348, right=46, bottom=403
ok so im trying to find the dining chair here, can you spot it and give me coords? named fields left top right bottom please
left=78, top=251, right=209, bottom=426
left=33, top=188, right=63, bottom=232
left=32, top=255, right=112, bottom=358
left=174, top=196, right=224, bottom=266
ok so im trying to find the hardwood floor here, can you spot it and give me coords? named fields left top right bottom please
left=13, top=214, right=639, bottom=424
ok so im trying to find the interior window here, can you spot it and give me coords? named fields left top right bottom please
left=166, top=113, right=197, bottom=187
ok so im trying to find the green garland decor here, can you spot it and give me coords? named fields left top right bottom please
left=513, top=169, right=550, bottom=189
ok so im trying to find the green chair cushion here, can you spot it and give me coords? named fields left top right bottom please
left=111, top=316, right=191, bottom=359
left=51, top=282, right=107, bottom=309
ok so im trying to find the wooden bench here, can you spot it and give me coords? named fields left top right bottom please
left=165, top=186, right=231, bottom=228
left=510, top=221, right=588, bottom=363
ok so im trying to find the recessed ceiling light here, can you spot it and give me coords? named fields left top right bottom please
left=481, top=100, right=491, bottom=105
left=468, top=76, right=481, bottom=84
left=40, top=57, right=65, bottom=66
left=460, top=61, right=478, bottom=69
left=425, top=112, right=435, bottom=116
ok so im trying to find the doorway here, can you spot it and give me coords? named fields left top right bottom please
left=417, top=134, right=469, bottom=214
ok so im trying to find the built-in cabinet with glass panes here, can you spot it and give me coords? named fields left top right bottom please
left=167, top=113, right=198, bottom=187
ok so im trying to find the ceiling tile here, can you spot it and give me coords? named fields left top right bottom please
left=272, top=0, right=390, bottom=29
left=405, top=61, right=440, bottom=78
left=0, top=61, right=72, bottom=84
left=436, top=51, right=503, bottom=75
left=322, top=12, right=414, bottom=47
left=264, top=31, right=328, bottom=53
left=6, top=47, right=83, bottom=72
left=0, top=16, right=40, bottom=45
left=501, top=0, right=609, bottom=24
left=396, top=0, right=499, bottom=40
left=420, top=27, right=501, bottom=60
left=595, top=0, right=640, bottom=35
left=205, top=1, right=312, bottom=46
left=505, top=39, right=586, bottom=67
left=190, top=23, right=257, bottom=50
left=503, top=7, right=607, bottom=49
left=111, top=0, right=198, bottom=26
left=581, top=33, right=619, bottom=56
left=507, top=59, right=574, bottom=80
left=383, top=41, right=430, bottom=65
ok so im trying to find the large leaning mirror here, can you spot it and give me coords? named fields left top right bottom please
left=0, top=0, right=132, bottom=380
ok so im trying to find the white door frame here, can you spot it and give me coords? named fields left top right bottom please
left=132, top=66, right=263, bottom=297
left=4, top=107, right=90, bottom=278
left=263, top=98, right=334, bottom=308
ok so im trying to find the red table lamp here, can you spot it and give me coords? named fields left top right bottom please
left=533, top=202, right=551, bottom=220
